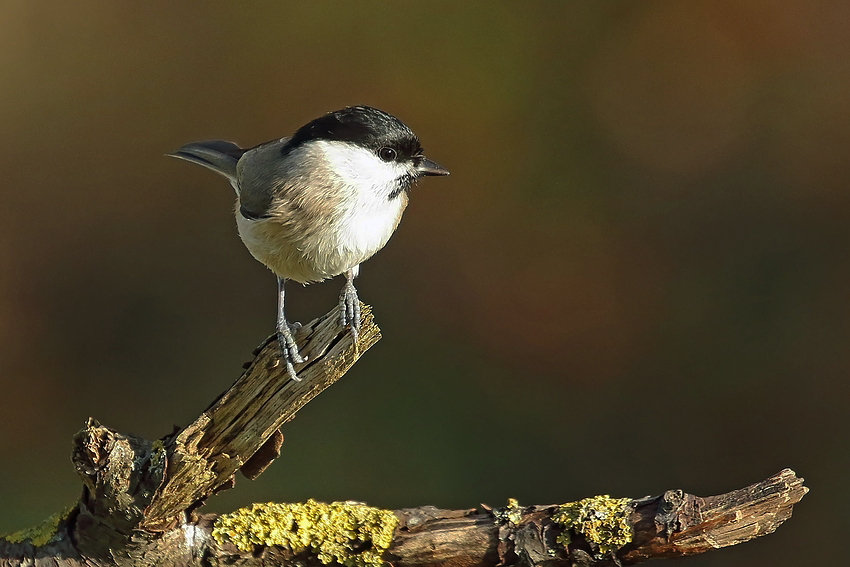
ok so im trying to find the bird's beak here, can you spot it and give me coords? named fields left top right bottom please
left=415, top=158, right=450, bottom=177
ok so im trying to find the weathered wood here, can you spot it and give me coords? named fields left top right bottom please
left=2, top=304, right=379, bottom=567
left=193, top=469, right=806, bottom=567
left=0, top=303, right=808, bottom=567
left=379, top=469, right=807, bottom=567
left=143, top=303, right=380, bottom=531
left=620, top=468, right=808, bottom=562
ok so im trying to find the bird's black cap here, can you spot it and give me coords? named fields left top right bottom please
left=284, top=106, right=423, bottom=160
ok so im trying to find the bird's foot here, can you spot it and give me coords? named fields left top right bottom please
left=277, top=322, right=306, bottom=381
left=339, top=281, right=361, bottom=342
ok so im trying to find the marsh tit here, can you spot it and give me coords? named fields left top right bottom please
left=168, top=106, right=449, bottom=380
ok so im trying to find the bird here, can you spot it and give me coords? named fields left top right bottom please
left=168, top=106, right=449, bottom=380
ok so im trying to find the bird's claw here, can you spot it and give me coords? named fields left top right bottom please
left=276, top=322, right=306, bottom=381
left=339, top=282, right=361, bottom=341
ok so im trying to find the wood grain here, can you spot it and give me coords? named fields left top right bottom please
left=0, top=304, right=808, bottom=567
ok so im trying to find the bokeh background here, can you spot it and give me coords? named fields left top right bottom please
left=1, top=2, right=847, bottom=565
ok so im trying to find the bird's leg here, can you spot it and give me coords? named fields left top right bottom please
left=276, top=276, right=305, bottom=381
left=339, top=266, right=361, bottom=342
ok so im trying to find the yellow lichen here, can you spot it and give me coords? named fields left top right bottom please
left=212, top=499, right=398, bottom=567
left=150, top=439, right=166, bottom=469
left=552, top=495, right=632, bottom=556
left=1, top=505, right=75, bottom=547
left=493, top=498, right=523, bottom=526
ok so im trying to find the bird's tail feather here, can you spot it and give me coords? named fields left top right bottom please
left=167, top=140, right=245, bottom=190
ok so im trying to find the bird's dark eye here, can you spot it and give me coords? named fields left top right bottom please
left=378, top=147, right=397, bottom=162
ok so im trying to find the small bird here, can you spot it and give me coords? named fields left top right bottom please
left=168, top=106, right=449, bottom=380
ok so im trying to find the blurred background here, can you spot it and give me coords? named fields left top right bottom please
left=1, top=2, right=847, bottom=565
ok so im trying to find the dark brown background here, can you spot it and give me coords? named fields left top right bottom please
left=1, top=3, right=846, bottom=565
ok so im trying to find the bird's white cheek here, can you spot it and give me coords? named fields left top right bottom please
left=316, top=141, right=406, bottom=197
left=356, top=161, right=409, bottom=192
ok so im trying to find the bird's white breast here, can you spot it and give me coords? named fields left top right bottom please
left=235, top=141, right=410, bottom=284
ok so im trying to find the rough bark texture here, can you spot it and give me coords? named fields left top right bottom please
left=386, top=469, right=807, bottom=567
left=0, top=304, right=808, bottom=567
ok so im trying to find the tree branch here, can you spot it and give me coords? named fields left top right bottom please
left=143, top=302, right=381, bottom=531
left=0, top=304, right=808, bottom=567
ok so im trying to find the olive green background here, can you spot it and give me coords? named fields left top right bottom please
left=2, top=3, right=847, bottom=565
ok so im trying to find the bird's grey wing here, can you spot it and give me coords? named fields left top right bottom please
left=167, top=140, right=246, bottom=188
left=236, top=137, right=294, bottom=220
